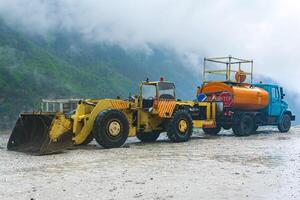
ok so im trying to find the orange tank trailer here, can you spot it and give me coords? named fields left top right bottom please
left=201, top=82, right=269, bottom=111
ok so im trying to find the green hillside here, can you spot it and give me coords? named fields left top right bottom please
left=0, top=20, right=198, bottom=130
left=0, top=19, right=298, bottom=130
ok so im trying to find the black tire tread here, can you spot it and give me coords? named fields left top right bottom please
left=93, top=109, right=129, bottom=148
left=278, top=113, right=291, bottom=133
left=167, top=109, right=193, bottom=142
left=232, top=114, right=255, bottom=137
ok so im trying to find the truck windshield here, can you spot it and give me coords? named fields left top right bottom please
left=158, top=82, right=175, bottom=99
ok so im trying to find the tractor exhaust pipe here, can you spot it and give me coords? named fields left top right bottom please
left=7, top=112, right=73, bottom=155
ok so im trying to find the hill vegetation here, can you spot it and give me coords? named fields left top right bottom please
left=0, top=19, right=299, bottom=130
left=0, top=20, right=198, bottom=129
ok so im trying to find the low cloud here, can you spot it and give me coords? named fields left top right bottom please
left=0, top=0, right=300, bottom=94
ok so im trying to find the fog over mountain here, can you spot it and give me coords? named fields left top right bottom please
left=1, top=0, right=300, bottom=97
left=0, top=0, right=299, bottom=128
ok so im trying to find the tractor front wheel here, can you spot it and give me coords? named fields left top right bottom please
left=136, top=132, right=160, bottom=142
left=93, top=109, right=129, bottom=148
left=167, top=110, right=193, bottom=142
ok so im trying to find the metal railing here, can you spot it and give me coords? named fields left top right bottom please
left=203, top=56, right=253, bottom=84
left=40, top=99, right=80, bottom=113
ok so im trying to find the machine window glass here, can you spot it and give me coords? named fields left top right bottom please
left=158, top=82, right=175, bottom=99
left=275, top=88, right=279, bottom=99
left=272, top=87, right=279, bottom=99
left=142, top=85, right=156, bottom=99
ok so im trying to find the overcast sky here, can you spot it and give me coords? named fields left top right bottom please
left=0, top=0, right=300, bottom=96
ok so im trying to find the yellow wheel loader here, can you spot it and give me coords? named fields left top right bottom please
left=7, top=78, right=221, bottom=155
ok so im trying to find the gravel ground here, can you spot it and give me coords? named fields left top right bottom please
left=1, top=127, right=300, bottom=200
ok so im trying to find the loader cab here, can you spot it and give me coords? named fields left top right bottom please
left=140, top=80, right=176, bottom=109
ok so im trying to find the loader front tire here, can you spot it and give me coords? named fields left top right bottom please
left=136, top=132, right=160, bottom=142
left=167, top=109, right=193, bottom=142
left=93, top=109, right=129, bottom=148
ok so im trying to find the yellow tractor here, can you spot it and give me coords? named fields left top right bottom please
left=7, top=78, right=219, bottom=155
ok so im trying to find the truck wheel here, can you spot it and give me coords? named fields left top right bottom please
left=136, top=132, right=160, bottom=142
left=232, top=114, right=255, bottom=136
left=203, top=125, right=221, bottom=135
left=167, top=110, right=193, bottom=142
left=93, top=109, right=129, bottom=148
left=278, top=114, right=291, bottom=133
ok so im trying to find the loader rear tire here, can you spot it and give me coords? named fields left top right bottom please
left=167, top=109, right=193, bottom=142
left=136, top=132, right=160, bottom=142
left=93, top=109, right=129, bottom=148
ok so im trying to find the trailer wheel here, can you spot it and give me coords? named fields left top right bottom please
left=167, top=110, right=193, bottom=142
left=203, top=125, right=221, bottom=135
left=93, top=109, right=129, bottom=148
left=136, top=132, right=160, bottom=142
left=232, top=114, right=255, bottom=136
left=278, top=114, right=291, bottom=133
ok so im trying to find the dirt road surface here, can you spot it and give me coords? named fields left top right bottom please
left=1, top=127, right=300, bottom=200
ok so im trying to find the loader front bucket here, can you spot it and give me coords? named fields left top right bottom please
left=7, top=112, right=73, bottom=155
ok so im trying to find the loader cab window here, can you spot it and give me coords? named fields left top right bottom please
left=158, top=82, right=175, bottom=100
left=142, top=85, right=157, bottom=99
left=141, top=84, right=157, bottom=109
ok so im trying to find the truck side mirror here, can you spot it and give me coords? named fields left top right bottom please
left=280, top=87, right=285, bottom=99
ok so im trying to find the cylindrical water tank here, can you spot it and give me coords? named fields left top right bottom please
left=201, top=82, right=269, bottom=111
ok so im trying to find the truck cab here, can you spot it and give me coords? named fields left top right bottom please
left=254, top=83, right=295, bottom=124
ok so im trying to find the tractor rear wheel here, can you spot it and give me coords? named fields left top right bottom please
left=232, top=114, right=255, bottom=136
left=136, top=132, right=160, bottom=142
left=167, top=110, right=193, bottom=142
left=278, top=114, right=291, bottom=133
left=93, top=109, right=129, bottom=148
left=203, top=125, right=221, bottom=135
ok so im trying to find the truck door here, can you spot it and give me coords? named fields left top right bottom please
left=270, top=86, right=281, bottom=116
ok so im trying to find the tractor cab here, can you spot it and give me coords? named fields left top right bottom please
left=140, top=78, right=176, bottom=109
